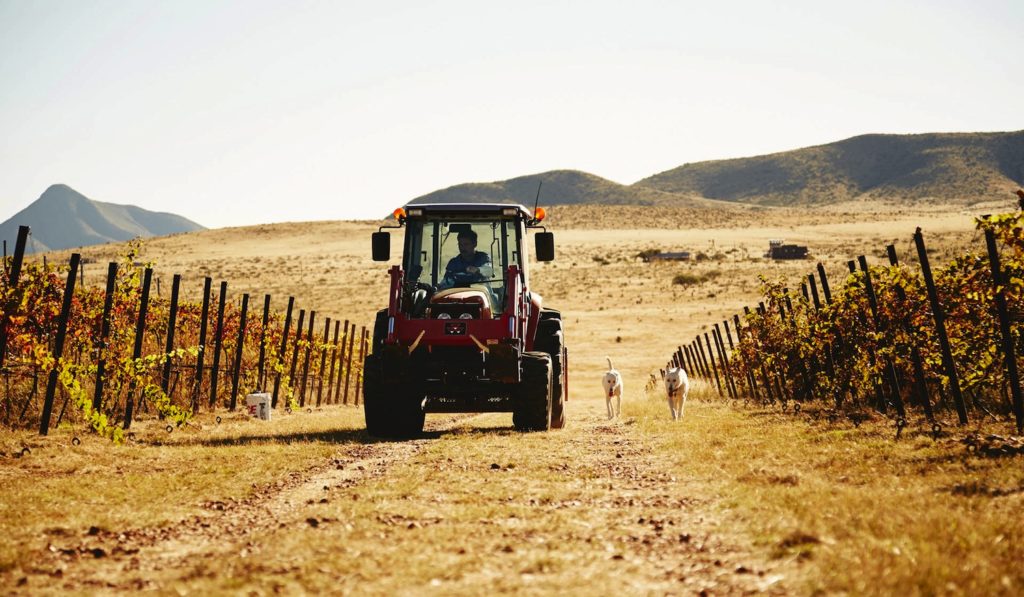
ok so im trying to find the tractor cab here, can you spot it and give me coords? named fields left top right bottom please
left=404, top=213, right=517, bottom=318
left=373, top=204, right=554, bottom=320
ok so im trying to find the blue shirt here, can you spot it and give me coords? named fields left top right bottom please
left=441, top=251, right=491, bottom=288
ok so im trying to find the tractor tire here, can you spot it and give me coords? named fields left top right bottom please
left=536, top=318, right=562, bottom=345
left=363, top=354, right=425, bottom=439
left=387, top=390, right=425, bottom=439
left=513, top=351, right=552, bottom=432
left=535, top=318, right=565, bottom=430
left=536, top=331, right=565, bottom=429
left=363, top=354, right=387, bottom=436
left=550, top=346, right=566, bottom=429
left=372, top=309, right=388, bottom=354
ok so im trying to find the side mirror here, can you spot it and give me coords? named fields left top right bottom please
left=535, top=232, right=555, bottom=262
left=372, top=231, right=391, bottom=261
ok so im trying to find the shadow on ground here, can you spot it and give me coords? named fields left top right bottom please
left=160, top=419, right=521, bottom=448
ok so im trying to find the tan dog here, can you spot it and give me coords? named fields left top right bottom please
left=664, top=366, right=690, bottom=420
left=602, top=357, right=623, bottom=419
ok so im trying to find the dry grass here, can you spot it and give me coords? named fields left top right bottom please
left=633, top=382, right=1024, bottom=596
left=0, top=401, right=787, bottom=595
left=5, top=384, right=1022, bottom=594
left=0, top=408, right=359, bottom=576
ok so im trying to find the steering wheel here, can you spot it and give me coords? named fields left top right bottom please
left=450, top=271, right=483, bottom=286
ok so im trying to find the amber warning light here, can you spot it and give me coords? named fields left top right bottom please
left=534, top=207, right=546, bottom=222
left=393, top=207, right=407, bottom=221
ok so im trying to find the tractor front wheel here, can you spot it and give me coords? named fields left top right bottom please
left=513, top=352, right=552, bottom=432
left=393, top=386, right=426, bottom=438
left=363, top=354, right=425, bottom=439
left=363, top=354, right=387, bottom=436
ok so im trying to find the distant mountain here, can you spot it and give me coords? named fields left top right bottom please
left=635, top=131, right=1024, bottom=206
left=411, top=131, right=1024, bottom=209
left=0, top=184, right=205, bottom=253
left=410, top=170, right=724, bottom=208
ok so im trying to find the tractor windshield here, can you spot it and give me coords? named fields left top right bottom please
left=403, top=217, right=522, bottom=314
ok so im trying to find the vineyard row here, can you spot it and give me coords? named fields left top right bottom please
left=0, top=226, right=368, bottom=442
left=664, top=199, right=1024, bottom=437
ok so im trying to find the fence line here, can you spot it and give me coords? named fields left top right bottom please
left=663, top=198, right=1024, bottom=436
left=0, top=226, right=369, bottom=438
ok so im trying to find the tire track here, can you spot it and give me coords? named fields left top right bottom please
left=562, top=404, right=788, bottom=595
left=22, top=414, right=479, bottom=592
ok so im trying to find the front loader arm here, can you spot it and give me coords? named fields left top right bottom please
left=386, top=265, right=404, bottom=342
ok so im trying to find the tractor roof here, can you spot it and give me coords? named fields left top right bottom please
left=403, top=203, right=534, bottom=218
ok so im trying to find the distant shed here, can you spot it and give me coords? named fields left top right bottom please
left=766, top=239, right=809, bottom=260
left=645, top=251, right=691, bottom=263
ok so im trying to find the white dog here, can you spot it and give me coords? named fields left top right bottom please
left=664, top=366, right=690, bottom=421
left=602, top=357, right=623, bottom=419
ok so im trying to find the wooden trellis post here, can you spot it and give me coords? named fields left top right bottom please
left=193, top=277, right=212, bottom=412
left=40, top=254, right=80, bottom=435
left=336, top=320, right=349, bottom=401
left=355, top=327, right=367, bottom=405
left=326, top=320, right=340, bottom=404
left=858, top=256, right=905, bottom=418
left=299, top=311, right=315, bottom=407
left=702, top=332, right=723, bottom=397
left=886, top=244, right=933, bottom=422
left=209, top=281, right=228, bottom=408
left=316, top=317, right=331, bottom=407
left=286, top=309, right=306, bottom=407
left=271, top=297, right=294, bottom=409
left=0, top=225, right=29, bottom=373
left=914, top=228, right=968, bottom=424
left=161, top=274, right=181, bottom=397
left=257, top=294, right=271, bottom=390
left=343, top=322, right=357, bottom=404
left=229, top=294, right=249, bottom=411
left=93, top=262, right=118, bottom=411
left=984, top=225, right=1024, bottom=432
left=124, top=268, right=154, bottom=429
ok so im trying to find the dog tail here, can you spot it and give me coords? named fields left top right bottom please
left=606, top=356, right=614, bottom=370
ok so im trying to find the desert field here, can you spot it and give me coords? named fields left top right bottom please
left=61, top=201, right=1006, bottom=390
left=4, top=199, right=1023, bottom=595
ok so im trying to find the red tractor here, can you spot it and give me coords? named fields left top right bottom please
left=364, top=203, right=567, bottom=437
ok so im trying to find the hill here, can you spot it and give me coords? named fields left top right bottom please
left=0, top=184, right=205, bottom=253
left=410, top=169, right=723, bottom=208
left=635, top=131, right=1024, bottom=206
left=411, top=131, right=1024, bottom=209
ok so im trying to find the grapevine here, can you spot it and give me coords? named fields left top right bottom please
left=0, top=240, right=367, bottom=440
left=678, top=205, right=1024, bottom=430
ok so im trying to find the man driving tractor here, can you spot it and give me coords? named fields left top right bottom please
left=439, top=229, right=493, bottom=289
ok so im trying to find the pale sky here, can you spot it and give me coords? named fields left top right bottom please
left=1, top=0, right=1021, bottom=227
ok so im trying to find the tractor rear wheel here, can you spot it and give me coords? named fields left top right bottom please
left=363, top=354, right=425, bottom=439
left=513, top=351, right=552, bottom=432
left=535, top=320, right=565, bottom=430
left=550, top=347, right=566, bottom=429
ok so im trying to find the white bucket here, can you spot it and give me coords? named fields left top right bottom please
left=245, top=392, right=272, bottom=421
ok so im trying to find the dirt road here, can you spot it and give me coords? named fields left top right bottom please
left=13, top=399, right=789, bottom=595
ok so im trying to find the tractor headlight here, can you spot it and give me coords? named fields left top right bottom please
left=437, top=312, right=452, bottom=319
left=459, top=312, right=474, bottom=320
